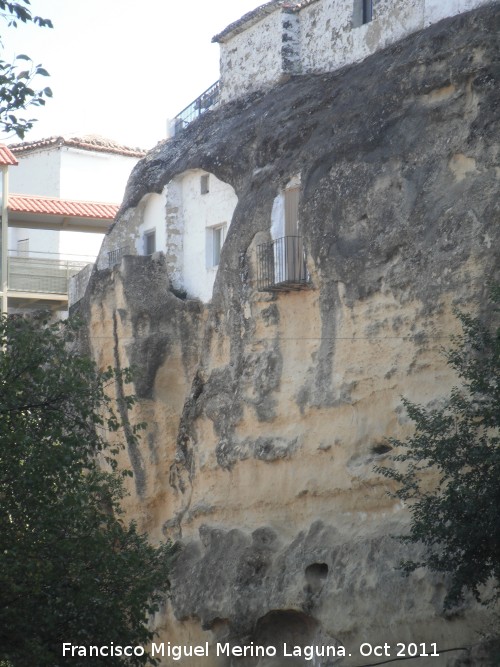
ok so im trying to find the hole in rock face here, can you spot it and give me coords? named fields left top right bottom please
left=252, top=610, right=319, bottom=665
left=372, top=442, right=392, bottom=455
left=305, top=563, right=328, bottom=580
left=305, top=563, right=328, bottom=595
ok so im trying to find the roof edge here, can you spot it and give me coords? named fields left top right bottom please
left=212, top=1, right=282, bottom=43
left=9, top=135, right=147, bottom=159
left=0, top=143, right=19, bottom=166
left=8, top=193, right=119, bottom=220
left=212, top=0, right=320, bottom=43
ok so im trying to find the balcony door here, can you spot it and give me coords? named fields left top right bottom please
left=283, top=187, right=304, bottom=282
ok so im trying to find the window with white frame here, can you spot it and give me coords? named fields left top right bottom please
left=207, top=224, right=226, bottom=268
left=143, top=229, right=156, bottom=255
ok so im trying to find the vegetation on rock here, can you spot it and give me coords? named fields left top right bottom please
left=0, top=315, right=175, bottom=666
left=378, top=288, right=500, bottom=610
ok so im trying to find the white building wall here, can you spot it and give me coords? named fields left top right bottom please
left=57, top=147, right=136, bottom=261
left=102, top=170, right=237, bottom=302
left=136, top=191, right=167, bottom=256
left=300, top=0, right=423, bottom=73
left=8, top=146, right=139, bottom=263
left=423, top=0, right=490, bottom=25
left=8, top=227, right=60, bottom=258
left=59, top=148, right=137, bottom=203
left=181, top=170, right=238, bottom=302
left=58, top=231, right=103, bottom=261
left=8, top=149, right=62, bottom=256
left=8, top=149, right=61, bottom=196
left=219, top=0, right=494, bottom=102
left=219, top=10, right=284, bottom=103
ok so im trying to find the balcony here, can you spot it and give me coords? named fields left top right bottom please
left=256, top=236, right=310, bottom=292
left=108, top=245, right=130, bottom=268
left=172, top=80, right=221, bottom=135
left=6, top=251, right=93, bottom=298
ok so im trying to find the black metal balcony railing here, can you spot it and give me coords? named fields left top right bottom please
left=108, top=245, right=130, bottom=268
left=173, top=80, right=221, bottom=134
left=256, top=236, right=310, bottom=292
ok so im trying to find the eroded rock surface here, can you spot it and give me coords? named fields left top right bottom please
left=79, top=5, right=500, bottom=665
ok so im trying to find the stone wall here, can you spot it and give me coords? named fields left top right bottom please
left=82, top=5, right=500, bottom=665
left=215, top=0, right=495, bottom=102
left=218, top=9, right=284, bottom=104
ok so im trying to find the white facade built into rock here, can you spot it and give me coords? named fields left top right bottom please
left=213, top=0, right=494, bottom=103
left=101, top=170, right=238, bottom=303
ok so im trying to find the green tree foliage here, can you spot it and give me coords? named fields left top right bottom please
left=0, top=0, right=53, bottom=138
left=377, top=289, right=500, bottom=610
left=0, top=316, right=175, bottom=666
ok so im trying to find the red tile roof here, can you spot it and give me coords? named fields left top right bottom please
left=212, top=0, right=319, bottom=42
left=0, top=144, right=18, bottom=166
left=9, top=135, right=147, bottom=159
left=8, top=193, right=118, bottom=220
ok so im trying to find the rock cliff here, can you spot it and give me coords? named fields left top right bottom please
left=79, top=4, right=500, bottom=665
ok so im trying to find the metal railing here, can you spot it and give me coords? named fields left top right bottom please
left=256, top=236, right=310, bottom=291
left=173, top=80, right=221, bottom=134
left=108, top=245, right=130, bottom=268
left=8, top=256, right=91, bottom=295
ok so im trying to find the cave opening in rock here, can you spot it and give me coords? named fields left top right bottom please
left=252, top=609, right=320, bottom=665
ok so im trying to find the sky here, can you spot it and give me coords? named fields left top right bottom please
left=1, top=0, right=262, bottom=150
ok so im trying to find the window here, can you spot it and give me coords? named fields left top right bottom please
left=363, top=0, right=373, bottom=24
left=200, top=174, right=209, bottom=195
left=353, top=0, right=373, bottom=27
left=207, top=224, right=226, bottom=268
left=144, top=229, right=156, bottom=255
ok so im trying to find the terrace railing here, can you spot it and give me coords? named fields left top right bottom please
left=173, top=80, right=221, bottom=134
left=8, top=254, right=91, bottom=295
left=256, top=236, right=310, bottom=292
left=108, top=245, right=130, bottom=268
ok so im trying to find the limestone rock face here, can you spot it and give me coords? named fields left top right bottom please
left=81, top=5, right=500, bottom=665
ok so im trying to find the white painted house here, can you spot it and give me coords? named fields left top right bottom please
left=101, top=169, right=238, bottom=304
left=8, top=135, right=145, bottom=261
left=3, top=135, right=145, bottom=312
left=103, top=0, right=496, bottom=304
left=212, top=0, right=494, bottom=103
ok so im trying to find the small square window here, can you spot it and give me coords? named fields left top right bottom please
left=200, top=174, right=209, bottom=195
left=144, top=229, right=156, bottom=255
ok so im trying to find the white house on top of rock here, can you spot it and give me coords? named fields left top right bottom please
left=212, top=0, right=493, bottom=103
left=103, top=0, right=495, bottom=306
